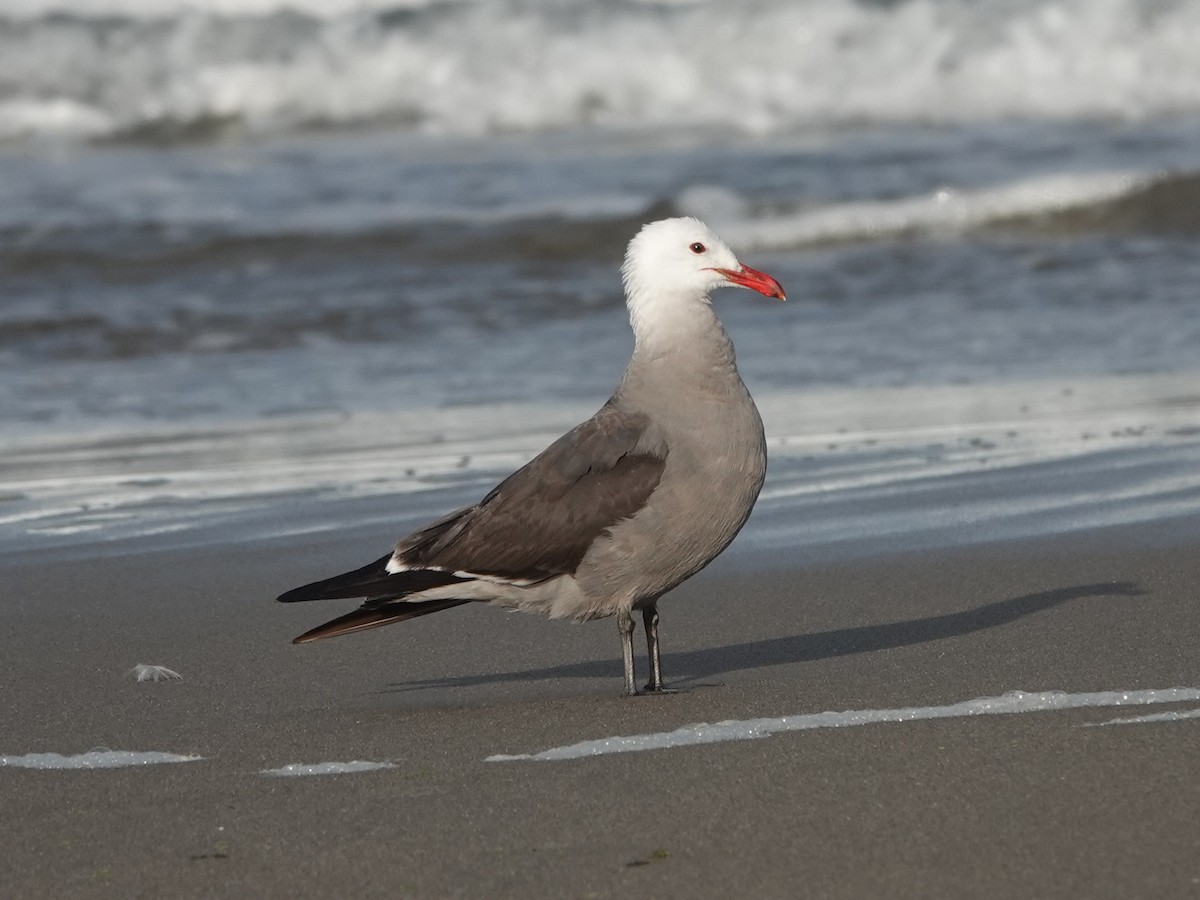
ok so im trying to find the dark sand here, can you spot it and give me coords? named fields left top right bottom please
left=2, top=516, right=1199, bottom=899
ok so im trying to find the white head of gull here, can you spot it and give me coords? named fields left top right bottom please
left=278, top=217, right=786, bottom=696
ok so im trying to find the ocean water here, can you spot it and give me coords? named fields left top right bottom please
left=1, top=0, right=1199, bottom=560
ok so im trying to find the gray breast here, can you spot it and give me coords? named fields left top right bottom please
left=575, top=358, right=766, bottom=607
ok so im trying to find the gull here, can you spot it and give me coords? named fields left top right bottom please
left=278, top=217, right=785, bottom=695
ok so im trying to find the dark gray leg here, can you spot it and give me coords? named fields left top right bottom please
left=618, top=609, right=637, bottom=696
left=643, top=604, right=665, bottom=692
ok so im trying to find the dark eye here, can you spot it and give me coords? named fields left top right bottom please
left=689, top=242, right=706, bottom=254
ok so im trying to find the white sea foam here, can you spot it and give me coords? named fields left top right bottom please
left=3, top=0, right=433, bottom=14
left=1088, top=708, right=1200, bottom=727
left=261, top=760, right=396, bottom=777
left=680, top=171, right=1154, bottom=249
left=0, top=750, right=203, bottom=769
left=487, top=687, right=1200, bottom=761
left=1, top=372, right=1197, bottom=558
left=3, top=0, right=1200, bottom=142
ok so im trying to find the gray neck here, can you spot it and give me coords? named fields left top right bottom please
left=631, top=296, right=734, bottom=363
left=617, top=302, right=743, bottom=410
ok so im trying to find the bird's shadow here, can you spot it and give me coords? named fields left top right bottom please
left=379, top=581, right=1144, bottom=693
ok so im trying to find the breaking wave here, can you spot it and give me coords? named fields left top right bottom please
left=679, top=169, right=1200, bottom=250
left=3, top=0, right=1200, bottom=144
left=3, top=164, right=1197, bottom=365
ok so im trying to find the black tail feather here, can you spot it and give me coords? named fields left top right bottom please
left=291, top=599, right=469, bottom=643
left=276, top=553, right=467, bottom=603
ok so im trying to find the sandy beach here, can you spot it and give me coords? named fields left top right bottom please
left=3, top=507, right=1198, bottom=898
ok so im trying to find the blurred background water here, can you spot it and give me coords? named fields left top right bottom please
left=1, top=0, right=1198, bottom=554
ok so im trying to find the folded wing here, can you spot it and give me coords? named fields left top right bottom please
left=278, top=402, right=666, bottom=641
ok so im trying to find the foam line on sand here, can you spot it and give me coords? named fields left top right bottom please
left=0, top=750, right=203, bottom=769
left=487, top=687, right=1200, bottom=762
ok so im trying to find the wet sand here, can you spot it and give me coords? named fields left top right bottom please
left=1, top=514, right=1198, bottom=898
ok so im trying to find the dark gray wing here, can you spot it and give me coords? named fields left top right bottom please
left=395, top=402, right=666, bottom=581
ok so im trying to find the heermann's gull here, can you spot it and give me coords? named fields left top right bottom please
left=277, top=217, right=785, bottom=695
